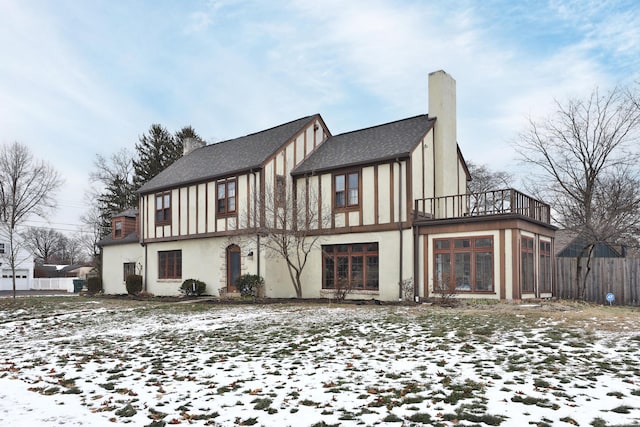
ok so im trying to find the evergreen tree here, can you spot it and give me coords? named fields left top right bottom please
left=132, top=124, right=182, bottom=188
left=175, top=125, right=204, bottom=148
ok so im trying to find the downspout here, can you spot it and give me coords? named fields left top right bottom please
left=251, top=170, right=260, bottom=278
left=396, top=158, right=403, bottom=300
left=140, top=196, right=147, bottom=292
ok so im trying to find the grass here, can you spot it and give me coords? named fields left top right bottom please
left=1, top=297, right=639, bottom=426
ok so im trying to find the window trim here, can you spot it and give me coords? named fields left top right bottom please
left=217, top=178, right=237, bottom=216
left=322, top=243, right=379, bottom=291
left=158, top=250, right=182, bottom=280
left=155, top=192, right=171, bottom=226
left=433, top=236, right=494, bottom=293
left=539, top=240, right=552, bottom=293
left=333, top=171, right=360, bottom=211
left=521, top=236, right=535, bottom=293
left=114, top=220, right=123, bottom=237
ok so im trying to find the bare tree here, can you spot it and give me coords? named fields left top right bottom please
left=515, top=84, right=640, bottom=299
left=255, top=182, right=329, bottom=298
left=21, top=227, right=64, bottom=263
left=0, top=142, right=63, bottom=298
left=87, top=148, right=136, bottom=239
left=80, top=203, right=105, bottom=271
left=466, top=161, right=512, bottom=215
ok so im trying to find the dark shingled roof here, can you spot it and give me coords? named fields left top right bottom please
left=138, top=115, right=318, bottom=194
left=113, top=208, right=138, bottom=218
left=292, top=115, right=435, bottom=176
left=97, top=232, right=140, bottom=248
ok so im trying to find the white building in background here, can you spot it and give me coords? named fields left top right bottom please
left=0, top=238, right=34, bottom=291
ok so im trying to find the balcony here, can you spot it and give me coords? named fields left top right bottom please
left=414, top=188, right=551, bottom=224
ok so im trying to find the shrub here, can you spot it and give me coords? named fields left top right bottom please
left=125, top=274, right=143, bottom=295
left=180, top=279, right=207, bottom=296
left=235, top=274, right=264, bottom=298
left=86, top=277, right=102, bottom=295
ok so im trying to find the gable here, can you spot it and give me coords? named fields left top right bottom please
left=292, top=115, right=435, bottom=176
left=138, top=115, right=320, bottom=194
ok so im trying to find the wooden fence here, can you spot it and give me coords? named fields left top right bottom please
left=555, top=258, right=640, bottom=306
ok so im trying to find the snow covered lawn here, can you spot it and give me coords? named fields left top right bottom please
left=0, top=297, right=639, bottom=426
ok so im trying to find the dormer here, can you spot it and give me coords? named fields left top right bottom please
left=111, top=209, right=138, bottom=240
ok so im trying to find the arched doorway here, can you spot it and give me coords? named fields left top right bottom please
left=226, top=244, right=241, bottom=292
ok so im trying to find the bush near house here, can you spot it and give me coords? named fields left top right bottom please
left=86, top=277, right=102, bottom=295
left=235, top=274, right=265, bottom=298
left=180, top=279, right=206, bottom=296
left=125, top=274, right=143, bottom=295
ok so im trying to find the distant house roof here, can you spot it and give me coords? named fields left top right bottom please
left=292, top=115, right=436, bottom=176
left=114, top=208, right=138, bottom=218
left=138, top=115, right=320, bottom=194
left=97, top=232, right=139, bottom=248
left=555, top=230, right=625, bottom=258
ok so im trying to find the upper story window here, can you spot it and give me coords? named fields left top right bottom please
left=114, top=220, right=122, bottom=237
left=155, top=192, right=171, bottom=225
left=334, top=171, right=359, bottom=209
left=217, top=179, right=237, bottom=215
left=0, top=243, right=5, bottom=254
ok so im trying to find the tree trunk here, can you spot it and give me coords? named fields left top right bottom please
left=575, top=244, right=594, bottom=300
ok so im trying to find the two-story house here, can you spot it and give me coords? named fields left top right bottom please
left=100, top=70, right=555, bottom=301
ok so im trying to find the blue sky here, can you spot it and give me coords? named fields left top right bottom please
left=1, top=0, right=639, bottom=235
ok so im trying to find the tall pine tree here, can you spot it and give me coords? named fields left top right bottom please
left=175, top=125, right=204, bottom=149
left=132, top=124, right=182, bottom=189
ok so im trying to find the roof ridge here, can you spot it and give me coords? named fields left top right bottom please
left=330, top=114, right=431, bottom=138
left=204, top=114, right=317, bottom=148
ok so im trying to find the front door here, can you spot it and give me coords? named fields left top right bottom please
left=226, top=244, right=241, bottom=292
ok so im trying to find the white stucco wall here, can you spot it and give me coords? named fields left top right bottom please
left=102, top=242, right=144, bottom=295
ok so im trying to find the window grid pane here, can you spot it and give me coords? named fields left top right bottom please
left=322, top=243, right=379, bottom=291
left=434, top=237, right=494, bottom=292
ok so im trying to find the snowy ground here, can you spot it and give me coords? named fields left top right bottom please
left=0, top=297, right=639, bottom=426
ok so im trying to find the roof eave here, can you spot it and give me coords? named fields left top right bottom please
left=291, top=152, right=411, bottom=177
left=138, top=165, right=264, bottom=195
